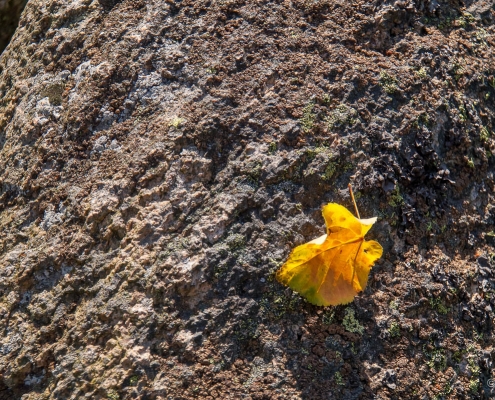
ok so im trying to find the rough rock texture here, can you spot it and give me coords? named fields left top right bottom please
left=0, top=0, right=28, bottom=53
left=1, top=0, right=495, bottom=399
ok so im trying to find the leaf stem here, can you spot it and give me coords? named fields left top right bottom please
left=348, top=184, right=360, bottom=219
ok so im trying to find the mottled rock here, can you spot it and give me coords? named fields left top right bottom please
left=0, top=0, right=495, bottom=399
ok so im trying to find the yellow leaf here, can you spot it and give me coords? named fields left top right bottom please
left=276, top=203, right=383, bottom=306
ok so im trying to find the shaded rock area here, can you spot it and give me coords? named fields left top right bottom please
left=0, top=0, right=28, bottom=53
left=0, top=0, right=495, bottom=399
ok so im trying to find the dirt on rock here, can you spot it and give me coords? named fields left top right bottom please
left=0, top=0, right=495, bottom=399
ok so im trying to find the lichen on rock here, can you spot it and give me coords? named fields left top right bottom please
left=0, top=0, right=495, bottom=399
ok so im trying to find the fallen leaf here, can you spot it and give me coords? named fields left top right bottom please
left=276, top=203, right=383, bottom=306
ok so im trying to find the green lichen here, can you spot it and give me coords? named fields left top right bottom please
left=475, top=28, right=488, bottom=45
left=342, top=308, right=364, bottom=335
left=334, top=371, right=345, bottom=386
left=388, top=321, right=400, bottom=338
left=389, top=300, right=399, bottom=310
left=415, top=67, right=428, bottom=80
left=322, top=162, right=337, bottom=181
left=236, top=318, right=260, bottom=340
left=300, top=102, right=316, bottom=133
left=326, top=104, right=358, bottom=129
left=425, top=347, right=447, bottom=371
left=129, top=376, right=139, bottom=386
left=426, top=221, right=435, bottom=232
left=304, top=145, right=329, bottom=161
left=247, top=161, right=263, bottom=183
left=468, top=356, right=481, bottom=377
left=473, top=330, right=483, bottom=342
left=458, top=103, right=468, bottom=122
left=170, top=117, right=183, bottom=128
left=453, top=61, right=466, bottom=82
left=417, top=113, right=430, bottom=127
left=226, top=233, right=246, bottom=251
left=469, top=379, right=479, bottom=394
left=379, top=71, right=399, bottom=94
left=107, top=389, right=120, bottom=400
left=457, top=12, right=475, bottom=28
left=442, top=381, right=454, bottom=396
left=259, top=287, right=301, bottom=320
left=480, top=126, right=490, bottom=142
left=322, top=310, right=335, bottom=325
left=388, top=186, right=404, bottom=207
left=430, top=298, right=449, bottom=315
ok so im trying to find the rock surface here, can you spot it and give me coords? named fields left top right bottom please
left=0, top=0, right=495, bottom=399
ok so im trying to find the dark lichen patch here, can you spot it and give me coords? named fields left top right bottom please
left=40, top=82, right=65, bottom=106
